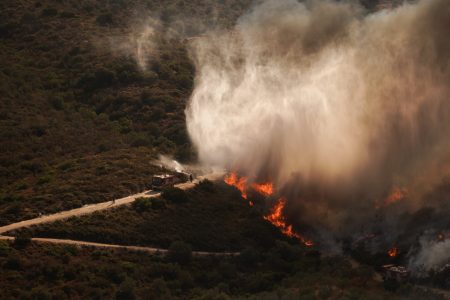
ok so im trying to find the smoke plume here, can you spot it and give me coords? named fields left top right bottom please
left=186, top=0, right=450, bottom=258
left=409, top=234, right=450, bottom=274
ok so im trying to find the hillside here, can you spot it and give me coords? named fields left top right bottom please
left=0, top=0, right=252, bottom=224
left=2, top=1, right=441, bottom=300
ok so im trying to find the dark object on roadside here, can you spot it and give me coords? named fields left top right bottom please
left=152, top=174, right=176, bottom=190
left=151, top=172, right=193, bottom=190
left=382, top=264, right=410, bottom=282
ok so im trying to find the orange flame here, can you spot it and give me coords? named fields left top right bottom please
left=264, top=198, right=313, bottom=246
left=388, top=247, right=398, bottom=257
left=251, top=182, right=274, bottom=196
left=224, top=172, right=248, bottom=199
left=376, top=187, right=408, bottom=208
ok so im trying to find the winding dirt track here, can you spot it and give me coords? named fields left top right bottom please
left=0, top=236, right=239, bottom=256
left=0, top=175, right=220, bottom=235
left=0, top=173, right=237, bottom=256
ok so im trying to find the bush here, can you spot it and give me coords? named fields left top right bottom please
left=4, top=255, right=23, bottom=270
left=148, top=278, right=171, bottom=299
left=168, top=241, right=192, bottom=265
left=60, top=11, right=75, bottom=18
left=77, top=68, right=116, bottom=92
left=30, top=287, right=52, bottom=300
left=0, top=240, right=11, bottom=256
left=41, top=7, right=58, bottom=17
left=49, top=97, right=64, bottom=110
left=132, top=197, right=152, bottom=211
left=239, top=247, right=260, bottom=267
left=116, top=278, right=136, bottom=300
left=14, top=234, right=31, bottom=249
left=151, top=197, right=166, bottom=209
left=196, top=179, right=215, bottom=192
left=162, top=187, right=188, bottom=203
left=96, top=13, right=113, bottom=26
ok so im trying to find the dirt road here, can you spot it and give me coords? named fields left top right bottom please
left=0, top=173, right=223, bottom=235
left=0, top=235, right=239, bottom=256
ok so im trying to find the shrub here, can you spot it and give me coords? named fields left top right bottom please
left=14, top=234, right=31, bottom=249
left=116, top=278, right=136, bottom=300
left=162, top=187, right=188, bottom=203
left=239, top=247, right=260, bottom=267
left=5, top=201, right=22, bottom=215
left=30, top=287, right=51, bottom=300
left=151, top=197, right=166, bottom=209
left=148, top=278, right=171, bottom=299
left=0, top=240, right=11, bottom=256
left=41, top=7, right=58, bottom=17
left=4, top=255, right=23, bottom=270
left=168, top=241, right=192, bottom=265
left=37, top=174, right=53, bottom=185
left=60, top=11, right=75, bottom=18
left=77, top=68, right=116, bottom=92
left=49, top=97, right=64, bottom=110
left=96, top=13, right=113, bottom=26
left=196, top=179, right=215, bottom=192
left=132, top=197, right=152, bottom=211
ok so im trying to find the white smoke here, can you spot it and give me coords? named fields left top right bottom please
left=186, top=0, right=450, bottom=193
left=185, top=0, right=450, bottom=246
left=153, top=154, right=185, bottom=172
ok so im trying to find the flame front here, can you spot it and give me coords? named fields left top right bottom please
left=388, top=247, right=399, bottom=257
left=224, top=172, right=248, bottom=199
left=376, top=187, right=408, bottom=208
left=224, top=172, right=274, bottom=205
left=251, top=182, right=274, bottom=196
left=224, top=173, right=313, bottom=246
left=264, top=198, right=313, bottom=246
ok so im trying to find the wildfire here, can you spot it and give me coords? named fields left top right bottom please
left=251, top=182, right=274, bottom=196
left=224, top=172, right=248, bottom=199
left=224, top=172, right=274, bottom=204
left=388, top=247, right=399, bottom=257
left=264, top=198, right=313, bottom=246
left=224, top=172, right=313, bottom=246
left=376, top=187, right=408, bottom=208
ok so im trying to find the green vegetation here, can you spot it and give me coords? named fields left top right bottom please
left=0, top=240, right=408, bottom=299
left=0, top=1, right=433, bottom=299
left=0, top=0, right=252, bottom=224
left=12, top=182, right=285, bottom=251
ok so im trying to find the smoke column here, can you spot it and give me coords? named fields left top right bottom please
left=187, top=0, right=449, bottom=188
left=185, top=0, right=450, bottom=265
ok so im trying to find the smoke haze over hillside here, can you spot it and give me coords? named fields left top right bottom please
left=186, top=0, right=450, bottom=266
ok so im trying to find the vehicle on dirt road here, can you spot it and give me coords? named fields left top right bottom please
left=151, top=172, right=193, bottom=190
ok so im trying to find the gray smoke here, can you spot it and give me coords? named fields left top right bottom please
left=186, top=0, right=450, bottom=264
left=409, top=234, right=450, bottom=274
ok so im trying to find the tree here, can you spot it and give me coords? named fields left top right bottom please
left=168, top=241, right=192, bottom=265
left=116, top=278, right=136, bottom=300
